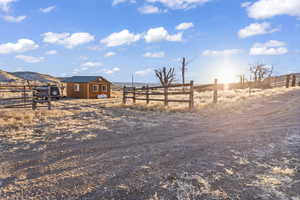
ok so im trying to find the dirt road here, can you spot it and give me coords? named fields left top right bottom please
left=0, top=89, right=300, bottom=200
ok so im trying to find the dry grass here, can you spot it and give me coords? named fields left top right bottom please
left=0, top=84, right=299, bottom=200
left=114, top=86, right=300, bottom=112
left=167, top=174, right=228, bottom=200
left=0, top=109, right=74, bottom=129
left=271, top=167, right=296, bottom=176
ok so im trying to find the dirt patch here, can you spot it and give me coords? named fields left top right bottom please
left=0, top=89, right=300, bottom=199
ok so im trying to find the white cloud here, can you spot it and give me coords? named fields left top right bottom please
left=101, top=67, right=120, bottom=74
left=101, top=29, right=141, bottom=47
left=146, top=0, right=210, bottom=9
left=247, top=0, right=300, bottom=19
left=144, top=27, right=182, bottom=43
left=45, top=50, right=57, bottom=55
left=112, top=0, right=136, bottom=6
left=3, top=15, right=26, bottom=23
left=72, top=61, right=102, bottom=74
left=87, top=45, right=102, bottom=51
left=241, top=1, right=252, bottom=8
left=42, top=32, right=95, bottom=48
left=0, top=39, right=39, bottom=54
left=176, top=22, right=194, bottom=30
left=81, top=62, right=102, bottom=67
left=263, top=40, right=286, bottom=47
left=250, top=40, right=288, bottom=55
left=143, top=51, right=165, bottom=58
left=238, top=22, right=279, bottom=38
left=0, top=0, right=16, bottom=12
left=202, top=49, right=242, bottom=56
left=104, top=52, right=116, bottom=57
left=80, top=56, right=89, bottom=60
left=40, top=6, right=56, bottom=13
left=135, top=68, right=153, bottom=76
left=138, top=5, right=162, bottom=14
left=16, top=55, right=44, bottom=63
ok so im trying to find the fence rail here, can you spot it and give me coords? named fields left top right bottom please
left=268, top=74, right=300, bottom=88
left=123, top=81, right=194, bottom=109
left=123, top=73, right=300, bottom=109
left=0, top=85, right=53, bottom=110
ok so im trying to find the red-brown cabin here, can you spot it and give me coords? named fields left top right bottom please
left=62, top=76, right=111, bottom=99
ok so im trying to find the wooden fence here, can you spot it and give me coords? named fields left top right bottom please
left=269, top=74, right=300, bottom=88
left=0, top=85, right=52, bottom=110
left=123, top=81, right=194, bottom=109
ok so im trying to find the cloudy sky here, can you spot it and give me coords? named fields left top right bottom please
left=0, top=0, right=299, bottom=83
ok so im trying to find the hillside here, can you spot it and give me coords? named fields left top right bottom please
left=11, top=71, right=60, bottom=83
left=0, top=70, right=22, bottom=82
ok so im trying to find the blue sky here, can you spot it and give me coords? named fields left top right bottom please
left=0, top=0, right=299, bottom=83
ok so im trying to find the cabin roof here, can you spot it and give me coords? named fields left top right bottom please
left=62, top=76, right=111, bottom=83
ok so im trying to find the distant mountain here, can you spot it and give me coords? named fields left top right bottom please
left=0, top=69, right=157, bottom=86
left=11, top=71, right=60, bottom=83
left=0, top=70, right=22, bottom=82
left=0, top=69, right=61, bottom=84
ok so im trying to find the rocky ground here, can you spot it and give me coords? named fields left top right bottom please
left=0, top=88, right=300, bottom=200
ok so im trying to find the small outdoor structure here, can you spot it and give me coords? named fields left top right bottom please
left=62, top=76, right=111, bottom=99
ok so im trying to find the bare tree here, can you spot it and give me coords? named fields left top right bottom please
left=155, top=67, right=176, bottom=86
left=250, top=62, right=273, bottom=82
left=181, top=57, right=188, bottom=91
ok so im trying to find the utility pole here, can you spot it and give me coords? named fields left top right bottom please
left=181, top=57, right=187, bottom=91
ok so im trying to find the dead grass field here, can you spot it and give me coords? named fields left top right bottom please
left=0, top=86, right=300, bottom=200
left=116, top=86, right=300, bottom=112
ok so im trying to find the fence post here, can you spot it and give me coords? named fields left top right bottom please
left=133, top=87, right=136, bottom=104
left=32, top=90, right=37, bottom=110
left=291, top=75, right=296, bottom=87
left=213, top=79, right=218, bottom=104
left=146, top=85, right=149, bottom=104
left=23, top=85, right=26, bottom=108
left=286, top=75, right=290, bottom=88
left=189, top=80, right=194, bottom=109
left=164, top=85, right=168, bottom=106
left=123, top=86, right=126, bottom=104
left=48, top=85, right=52, bottom=110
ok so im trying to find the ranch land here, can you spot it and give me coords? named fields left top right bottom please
left=0, top=87, right=300, bottom=200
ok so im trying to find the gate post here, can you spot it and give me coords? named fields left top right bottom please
left=292, top=75, right=296, bottom=87
left=23, top=85, right=26, bottom=108
left=48, top=85, right=52, bottom=110
left=213, top=79, right=218, bottom=104
left=146, top=85, right=150, bottom=104
left=286, top=75, right=290, bottom=88
left=32, top=90, right=37, bottom=110
left=123, top=86, right=126, bottom=104
left=189, top=80, right=194, bottom=109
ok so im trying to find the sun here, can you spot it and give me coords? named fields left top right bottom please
left=218, top=67, right=237, bottom=84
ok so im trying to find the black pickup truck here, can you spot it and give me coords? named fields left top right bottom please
left=33, top=85, right=62, bottom=100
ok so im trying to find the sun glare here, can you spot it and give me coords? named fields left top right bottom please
left=212, top=58, right=241, bottom=86
left=218, top=67, right=237, bottom=84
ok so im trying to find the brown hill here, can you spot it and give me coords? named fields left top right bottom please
left=11, top=71, right=60, bottom=83
left=0, top=70, right=22, bottom=82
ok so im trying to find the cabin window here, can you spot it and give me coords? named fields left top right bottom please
left=101, top=85, right=107, bottom=92
left=92, top=85, right=99, bottom=92
left=74, top=84, right=80, bottom=92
